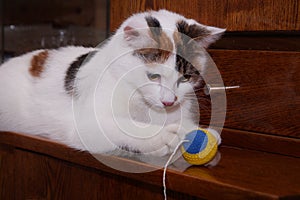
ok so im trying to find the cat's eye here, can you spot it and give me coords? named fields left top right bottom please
left=179, top=75, right=191, bottom=83
left=147, top=73, right=161, bottom=81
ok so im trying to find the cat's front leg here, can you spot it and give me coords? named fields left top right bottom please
left=111, top=121, right=183, bottom=157
left=131, top=123, right=182, bottom=157
left=78, top=115, right=182, bottom=156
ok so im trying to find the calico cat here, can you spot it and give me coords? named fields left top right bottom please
left=0, top=10, right=224, bottom=158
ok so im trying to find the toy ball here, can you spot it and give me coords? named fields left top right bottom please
left=181, top=129, right=218, bottom=165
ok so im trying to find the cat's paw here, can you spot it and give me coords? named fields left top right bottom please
left=147, top=123, right=181, bottom=157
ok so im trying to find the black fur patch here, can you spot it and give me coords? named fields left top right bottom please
left=176, top=20, right=210, bottom=41
left=119, top=145, right=141, bottom=154
left=134, top=16, right=173, bottom=63
left=174, top=20, right=208, bottom=87
left=145, top=16, right=161, bottom=28
left=145, top=16, right=162, bottom=37
left=175, top=54, right=201, bottom=88
left=65, top=51, right=96, bottom=95
left=175, top=54, right=200, bottom=76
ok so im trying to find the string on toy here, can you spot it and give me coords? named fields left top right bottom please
left=163, top=139, right=189, bottom=200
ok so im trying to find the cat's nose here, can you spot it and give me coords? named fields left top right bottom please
left=162, top=101, right=174, bottom=107
left=161, top=96, right=177, bottom=107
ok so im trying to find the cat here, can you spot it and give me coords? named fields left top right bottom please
left=0, top=9, right=224, bottom=159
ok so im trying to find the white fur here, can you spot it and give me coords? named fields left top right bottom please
left=0, top=10, right=223, bottom=156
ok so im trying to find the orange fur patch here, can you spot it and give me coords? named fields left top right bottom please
left=155, top=31, right=173, bottom=61
left=135, top=30, right=173, bottom=63
left=30, top=51, right=49, bottom=77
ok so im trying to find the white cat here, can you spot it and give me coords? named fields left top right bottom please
left=0, top=10, right=224, bottom=158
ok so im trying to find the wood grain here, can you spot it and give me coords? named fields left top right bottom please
left=1, top=132, right=300, bottom=199
left=221, top=128, right=300, bottom=158
left=110, top=0, right=300, bottom=31
left=211, top=32, right=300, bottom=51
left=202, top=50, right=300, bottom=138
left=0, top=144, right=14, bottom=200
left=4, top=0, right=95, bottom=27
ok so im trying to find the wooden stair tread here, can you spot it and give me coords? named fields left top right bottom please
left=182, top=147, right=300, bottom=199
left=1, top=131, right=299, bottom=199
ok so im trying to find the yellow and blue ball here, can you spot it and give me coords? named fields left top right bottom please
left=181, top=129, right=218, bottom=165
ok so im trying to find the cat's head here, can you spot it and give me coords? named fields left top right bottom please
left=114, top=10, right=225, bottom=109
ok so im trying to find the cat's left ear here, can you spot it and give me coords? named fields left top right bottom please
left=177, top=20, right=226, bottom=48
left=199, top=25, right=226, bottom=48
left=196, top=25, right=226, bottom=48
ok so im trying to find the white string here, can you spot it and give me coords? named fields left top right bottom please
left=163, top=140, right=189, bottom=200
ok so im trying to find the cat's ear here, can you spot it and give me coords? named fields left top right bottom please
left=198, top=25, right=226, bottom=48
left=123, top=26, right=140, bottom=41
left=177, top=20, right=226, bottom=48
left=122, top=19, right=155, bottom=48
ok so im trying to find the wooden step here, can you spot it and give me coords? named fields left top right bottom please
left=1, top=131, right=300, bottom=199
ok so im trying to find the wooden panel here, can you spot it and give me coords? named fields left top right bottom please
left=1, top=132, right=300, bottom=199
left=110, top=0, right=300, bottom=31
left=8, top=149, right=164, bottom=199
left=4, top=0, right=95, bottom=27
left=203, top=50, right=300, bottom=138
left=0, top=144, right=15, bottom=200
left=222, top=128, right=300, bottom=158
left=212, top=32, right=300, bottom=51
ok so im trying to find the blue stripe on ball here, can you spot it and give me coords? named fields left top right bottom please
left=183, top=130, right=208, bottom=154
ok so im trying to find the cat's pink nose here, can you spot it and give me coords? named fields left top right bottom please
left=161, top=96, right=177, bottom=107
left=162, top=101, right=174, bottom=107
